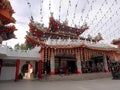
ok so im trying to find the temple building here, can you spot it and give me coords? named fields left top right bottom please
left=0, top=0, right=120, bottom=81
left=25, top=13, right=120, bottom=78
left=0, top=0, right=16, bottom=43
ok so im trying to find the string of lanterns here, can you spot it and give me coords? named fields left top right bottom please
left=65, top=0, right=71, bottom=21
left=89, top=0, right=108, bottom=26
left=25, top=0, right=120, bottom=44
left=58, top=0, right=62, bottom=21
left=92, top=0, right=116, bottom=31
left=85, top=0, right=119, bottom=39
left=40, top=0, right=43, bottom=23
left=49, top=0, right=51, bottom=15
left=72, top=0, right=79, bottom=26
left=93, top=1, right=120, bottom=37
left=26, top=0, right=33, bottom=18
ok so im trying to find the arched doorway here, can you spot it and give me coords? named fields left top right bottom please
left=21, top=62, right=33, bottom=79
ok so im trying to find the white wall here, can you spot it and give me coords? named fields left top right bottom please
left=0, top=60, right=36, bottom=81
left=0, top=67, right=16, bottom=80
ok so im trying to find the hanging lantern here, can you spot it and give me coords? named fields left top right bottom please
left=95, top=50, right=97, bottom=57
left=76, top=48, right=81, bottom=60
left=80, top=48, right=83, bottom=61
left=70, top=48, right=72, bottom=54
left=85, top=48, right=88, bottom=61
left=41, top=48, right=44, bottom=61
left=54, top=48, right=57, bottom=55
left=91, top=50, right=94, bottom=57
left=60, top=48, right=62, bottom=55
left=57, top=48, right=59, bottom=54
left=88, top=49, right=90, bottom=59
left=83, top=48, right=85, bottom=61
left=75, top=48, right=78, bottom=55
left=66, top=49, right=68, bottom=54
left=79, top=48, right=82, bottom=61
left=45, top=48, right=48, bottom=62
left=63, top=49, right=65, bottom=55
left=48, top=48, right=51, bottom=60
left=89, top=49, right=92, bottom=59
left=56, top=48, right=58, bottom=55
left=59, top=48, right=61, bottom=54
left=86, top=49, right=89, bottom=61
left=72, top=48, right=75, bottom=55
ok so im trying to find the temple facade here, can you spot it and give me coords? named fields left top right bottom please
left=25, top=14, right=120, bottom=79
left=0, top=1, right=120, bottom=81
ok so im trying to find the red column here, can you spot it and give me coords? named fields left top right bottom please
left=38, top=60, right=42, bottom=79
left=15, top=59, right=20, bottom=81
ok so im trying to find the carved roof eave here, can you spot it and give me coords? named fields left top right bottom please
left=25, top=35, right=45, bottom=47
left=49, top=17, right=89, bottom=32
left=0, top=0, right=15, bottom=13
left=25, top=36, right=119, bottom=52
left=112, top=38, right=120, bottom=45
left=0, top=25, right=17, bottom=34
left=0, top=11, right=16, bottom=24
left=79, top=37, right=103, bottom=42
left=28, top=26, right=100, bottom=42
left=39, top=43, right=117, bottom=52
left=28, top=22, right=103, bottom=42
left=3, top=34, right=16, bottom=41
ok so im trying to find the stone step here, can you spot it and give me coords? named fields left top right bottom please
left=40, top=72, right=112, bottom=81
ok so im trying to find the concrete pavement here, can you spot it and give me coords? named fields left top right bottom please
left=0, top=78, right=120, bottom=90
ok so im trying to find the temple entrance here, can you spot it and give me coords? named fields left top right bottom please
left=81, top=55, right=105, bottom=73
left=67, top=61, right=77, bottom=74
left=55, top=55, right=77, bottom=74
left=21, top=62, right=33, bottom=79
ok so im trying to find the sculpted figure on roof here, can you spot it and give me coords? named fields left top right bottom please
left=94, top=33, right=103, bottom=41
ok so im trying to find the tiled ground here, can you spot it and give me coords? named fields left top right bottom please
left=0, top=78, right=120, bottom=90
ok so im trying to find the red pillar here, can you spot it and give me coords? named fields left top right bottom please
left=38, top=60, right=42, bottom=79
left=104, top=69, right=109, bottom=72
left=76, top=71, right=82, bottom=74
left=15, top=59, right=20, bottom=81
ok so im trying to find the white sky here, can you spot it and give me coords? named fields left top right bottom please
left=3, top=0, right=120, bottom=47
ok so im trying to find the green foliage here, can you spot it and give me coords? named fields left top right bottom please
left=20, top=44, right=27, bottom=50
left=14, top=43, right=20, bottom=50
left=25, top=41, right=33, bottom=50
left=14, top=43, right=27, bottom=50
left=14, top=41, right=34, bottom=50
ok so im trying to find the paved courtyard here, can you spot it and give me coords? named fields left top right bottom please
left=0, top=78, right=120, bottom=90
